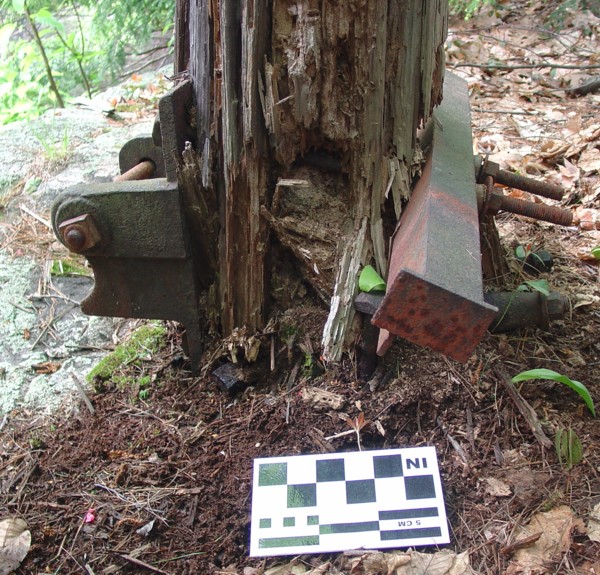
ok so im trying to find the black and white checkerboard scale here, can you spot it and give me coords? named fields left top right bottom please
left=249, top=446, right=449, bottom=556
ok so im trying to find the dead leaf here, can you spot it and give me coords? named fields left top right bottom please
left=539, top=140, right=569, bottom=160
left=561, top=348, right=587, bottom=367
left=506, top=506, right=583, bottom=574
left=0, top=517, right=31, bottom=575
left=264, top=563, right=306, bottom=575
left=31, top=361, right=61, bottom=374
left=136, top=519, right=155, bottom=537
left=573, top=294, right=600, bottom=309
left=558, top=158, right=580, bottom=188
left=578, top=147, right=600, bottom=174
left=358, top=549, right=475, bottom=575
left=301, top=388, right=344, bottom=411
left=587, top=502, right=600, bottom=542
left=483, top=477, right=512, bottom=497
left=582, top=123, right=600, bottom=142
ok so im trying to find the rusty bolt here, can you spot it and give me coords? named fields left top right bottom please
left=57, top=213, right=101, bottom=253
left=479, top=177, right=573, bottom=226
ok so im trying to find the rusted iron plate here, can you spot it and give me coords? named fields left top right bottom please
left=52, top=178, right=205, bottom=372
left=372, top=72, right=497, bottom=362
left=158, top=79, right=195, bottom=182
left=119, top=136, right=165, bottom=179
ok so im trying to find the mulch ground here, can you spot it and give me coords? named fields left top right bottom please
left=1, top=1, right=600, bottom=574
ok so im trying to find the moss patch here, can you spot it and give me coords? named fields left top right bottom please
left=86, top=323, right=166, bottom=387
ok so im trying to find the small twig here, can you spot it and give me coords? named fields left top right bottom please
left=71, top=374, right=95, bottom=415
left=9, top=300, right=36, bottom=314
left=450, top=62, right=600, bottom=71
left=466, top=408, right=475, bottom=453
left=500, top=532, right=543, bottom=556
left=115, top=553, right=172, bottom=575
left=19, top=204, right=52, bottom=229
left=324, top=429, right=355, bottom=441
left=494, top=365, right=552, bottom=450
left=566, top=76, right=600, bottom=97
left=270, top=334, right=275, bottom=372
left=471, top=108, right=538, bottom=116
left=285, top=361, right=302, bottom=424
left=437, top=418, right=470, bottom=470
left=31, top=305, right=76, bottom=348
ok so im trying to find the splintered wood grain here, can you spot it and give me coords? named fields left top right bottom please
left=185, top=0, right=447, bottom=351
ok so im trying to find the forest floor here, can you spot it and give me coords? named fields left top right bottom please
left=1, top=1, right=600, bottom=574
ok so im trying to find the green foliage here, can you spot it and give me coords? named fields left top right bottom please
left=592, top=246, right=600, bottom=260
left=50, top=257, right=90, bottom=276
left=517, top=279, right=551, bottom=297
left=554, top=427, right=583, bottom=470
left=359, top=265, right=386, bottom=293
left=0, top=0, right=175, bottom=124
left=449, top=0, right=495, bottom=19
left=512, top=368, right=596, bottom=417
left=87, top=323, right=166, bottom=387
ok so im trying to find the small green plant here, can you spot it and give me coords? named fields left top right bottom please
left=592, top=246, right=600, bottom=260
left=346, top=412, right=370, bottom=452
left=33, top=124, right=70, bottom=163
left=516, top=278, right=550, bottom=296
left=449, top=0, right=495, bottom=19
left=50, top=258, right=90, bottom=277
left=511, top=369, right=596, bottom=417
left=554, top=427, right=583, bottom=470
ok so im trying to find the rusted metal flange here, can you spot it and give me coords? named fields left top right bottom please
left=372, top=72, right=497, bottom=362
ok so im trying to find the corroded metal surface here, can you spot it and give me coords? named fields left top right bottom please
left=475, top=155, right=564, bottom=201
left=51, top=179, right=205, bottom=372
left=373, top=72, right=497, bottom=362
left=119, top=136, right=165, bottom=179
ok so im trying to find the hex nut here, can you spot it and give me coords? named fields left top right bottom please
left=546, top=293, right=569, bottom=321
left=57, top=213, right=101, bottom=253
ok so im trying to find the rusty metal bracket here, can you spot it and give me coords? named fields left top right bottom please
left=51, top=179, right=205, bottom=372
left=118, top=136, right=165, bottom=179
left=158, top=79, right=195, bottom=182
left=372, top=72, right=498, bottom=362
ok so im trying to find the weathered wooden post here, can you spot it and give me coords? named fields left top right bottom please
left=176, top=0, right=448, bottom=360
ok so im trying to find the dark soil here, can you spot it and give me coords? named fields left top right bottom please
left=2, top=303, right=599, bottom=574
left=2, top=1, right=600, bottom=574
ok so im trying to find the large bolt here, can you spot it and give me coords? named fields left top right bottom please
left=57, top=214, right=101, bottom=253
left=479, top=177, right=573, bottom=226
left=475, top=155, right=565, bottom=201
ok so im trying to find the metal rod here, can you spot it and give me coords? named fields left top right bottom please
left=497, top=194, right=573, bottom=226
left=114, top=159, right=155, bottom=182
left=494, top=168, right=564, bottom=201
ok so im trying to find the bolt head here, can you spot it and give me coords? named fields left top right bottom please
left=64, top=226, right=86, bottom=250
left=58, top=213, right=101, bottom=253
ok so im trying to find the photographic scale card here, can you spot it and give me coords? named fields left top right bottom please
left=249, top=446, right=449, bottom=557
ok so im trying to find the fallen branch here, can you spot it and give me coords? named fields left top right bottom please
left=450, top=62, right=600, bottom=71
left=494, top=365, right=552, bottom=450
left=566, top=76, right=600, bottom=97
left=115, top=553, right=172, bottom=575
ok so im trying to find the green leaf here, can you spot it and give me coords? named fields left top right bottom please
left=523, top=279, right=550, bottom=296
left=512, top=368, right=596, bottom=417
left=555, top=427, right=583, bottom=470
left=34, top=8, right=65, bottom=35
left=592, top=246, right=600, bottom=260
left=515, top=245, right=528, bottom=260
left=11, top=0, right=25, bottom=13
left=359, top=265, right=386, bottom=293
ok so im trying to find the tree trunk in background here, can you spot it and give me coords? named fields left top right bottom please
left=179, top=1, right=448, bottom=360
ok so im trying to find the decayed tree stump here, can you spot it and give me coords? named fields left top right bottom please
left=176, top=1, right=448, bottom=361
